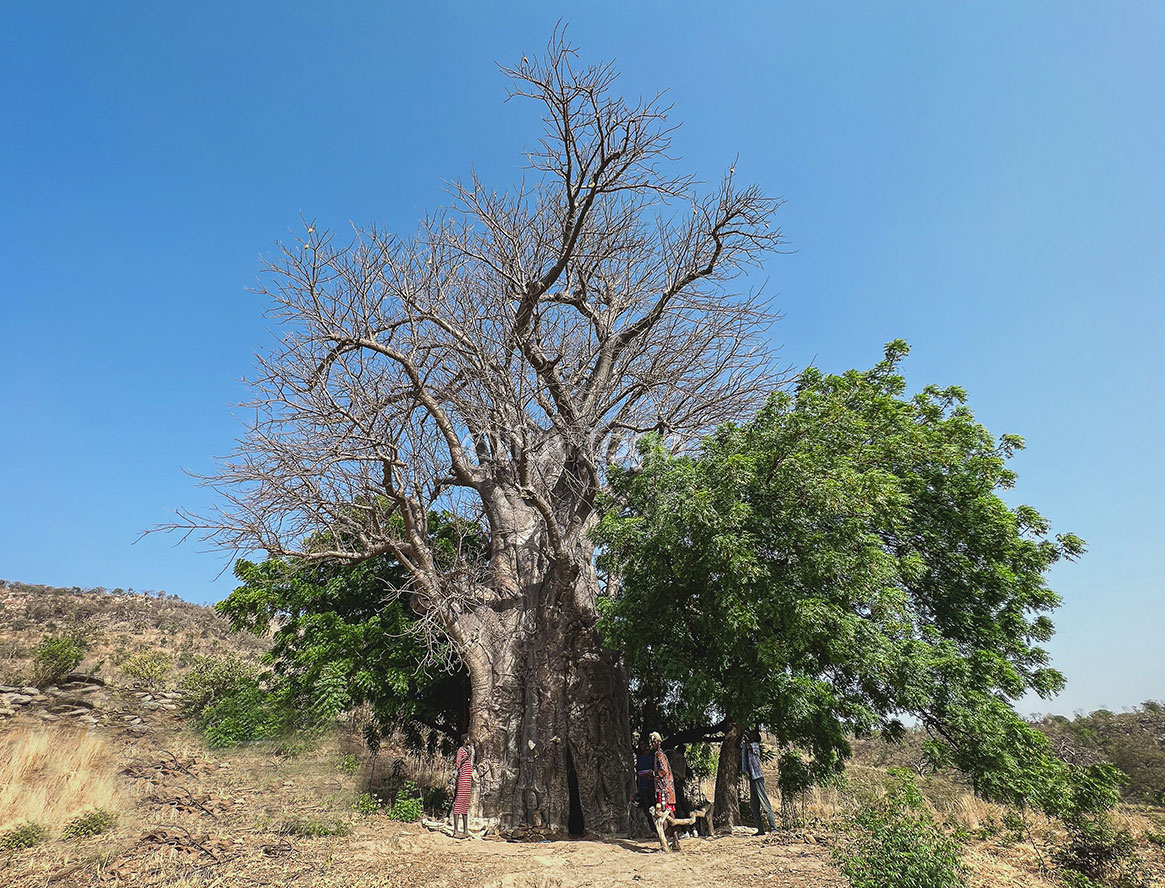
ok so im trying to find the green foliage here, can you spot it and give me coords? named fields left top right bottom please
left=1035, top=703, right=1165, bottom=806
left=178, top=653, right=258, bottom=715
left=354, top=791, right=381, bottom=816
left=1055, top=811, right=1149, bottom=888
left=62, top=808, right=117, bottom=838
left=387, top=781, right=424, bottom=822
left=338, top=753, right=361, bottom=776
left=0, top=821, right=47, bottom=850
left=278, top=818, right=352, bottom=837
left=219, top=516, right=475, bottom=751
left=179, top=654, right=294, bottom=748
left=419, top=783, right=450, bottom=816
left=32, top=631, right=87, bottom=686
left=595, top=342, right=1093, bottom=812
left=833, top=769, right=968, bottom=888
left=777, top=750, right=815, bottom=799
left=1061, top=872, right=1102, bottom=888
left=118, top=651, right=172, bottom=688
left=688, top=742, right=717, bottom=779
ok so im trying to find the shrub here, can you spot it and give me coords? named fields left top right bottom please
left=179, top=654, right=293, bottom=748
left=63, top=808, right=117, bottom=838
left=32, top=632, right=87, bottom=686
left=387, top=781, right=424, bottom=822
left=118, top=651, right=172, bottom=688
left=0, top=821, right=47, bottom=850
left=339, top=753, right=361, bottom=776
left=1055, top=813, right=1149, bottom=888
left=278, top=818, right=351, bottom=837
left=833, top=769, right=968, bottom=888
left=420, top=783, right=450, bottom=816
left=200, top=683, right=290, bottom=749
left=354, top=792, right=381, bottom=816
left=178, top=654, right=259, bottom=717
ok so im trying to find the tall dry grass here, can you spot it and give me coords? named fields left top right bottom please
left=0, top=725, right=122, bottom=831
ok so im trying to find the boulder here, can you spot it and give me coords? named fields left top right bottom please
left=64, top=672, right=105, bottom=686
left=56, top=696, right=95, bottom=710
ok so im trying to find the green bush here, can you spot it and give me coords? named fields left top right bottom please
left=278, top=818, right=352, bottom=837
left=178, top=654, right=259, bottom=717
left=201, top=684, right=290, bottom=749
left=32, top=632, right=87, bottom=686
left=338, top=753, right=361, bottom=776
left=118, top=651, right=172, bottom=688
left=387, top=781, right=424, bottom=822
left=63, top=808, right=117, bottom=838
left=0, top=821, right=47, bottom=850
left=354, top=792, right=381, bottom=816
left=180, top=655, right=293, bottom=748
left=833, top=769, right=968, bottom=888
left=1055, top=813, right=1149, bottom=888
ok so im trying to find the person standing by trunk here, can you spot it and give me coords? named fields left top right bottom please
left=450, top=734, right=475, bottom=838
left=636, top=736, right=656, bottom=817
left=667, top=743, right=692, bottom=820
left=650, top=731, right=681, bottom=851
left=741, top=729, right=777, bottom=835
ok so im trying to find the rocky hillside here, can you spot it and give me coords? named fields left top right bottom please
left=0, top=579, right=266, bottom=690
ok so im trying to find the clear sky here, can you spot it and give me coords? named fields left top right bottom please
left=1, top=2, right=1161, bottom=717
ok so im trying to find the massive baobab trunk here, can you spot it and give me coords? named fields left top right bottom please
left=171, top=33, right=782, bottom=833
left=456, top=515, right=632, bottom=831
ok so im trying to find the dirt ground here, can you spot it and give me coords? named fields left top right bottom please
left=0, top=701, right=842, bottom=888
left=0, top=702, right=1136, bottom=888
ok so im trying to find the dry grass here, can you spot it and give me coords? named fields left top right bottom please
left=0, top=724, right=123, bottom=831
left=0, top=582, right=266, bottom=687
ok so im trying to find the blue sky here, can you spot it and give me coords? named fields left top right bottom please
left=1, top=2, right=1161, bottom=716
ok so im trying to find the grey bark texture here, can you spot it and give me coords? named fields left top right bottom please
left=713, top=722, right=745, bottom=831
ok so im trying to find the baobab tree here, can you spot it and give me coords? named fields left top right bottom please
left=174, top=35, right=784, bottom=833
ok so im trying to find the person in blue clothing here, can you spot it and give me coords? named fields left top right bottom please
left=741, top=729, right=778, bottom=835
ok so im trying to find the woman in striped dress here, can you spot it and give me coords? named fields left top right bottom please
left=451, top=734, right=475, bottom=838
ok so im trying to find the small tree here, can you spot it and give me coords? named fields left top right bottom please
left=219, top=516, right=473, bottom=750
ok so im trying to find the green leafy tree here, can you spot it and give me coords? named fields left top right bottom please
left=218, top=513, right=472, bottom=751
left=595, top=341, right=1109, bottom=820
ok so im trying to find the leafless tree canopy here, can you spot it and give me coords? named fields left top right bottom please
left=172, top=34, right=785, bottom=626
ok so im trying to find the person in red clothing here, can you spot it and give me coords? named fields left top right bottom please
left=450, top=734, right=475, bottom=838
left=649, top=731, right=681, bottom=851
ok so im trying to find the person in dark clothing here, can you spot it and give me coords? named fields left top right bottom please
left=666, top=743, right=692, bottom=822
left=635, top=736, right=656, bottom=815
